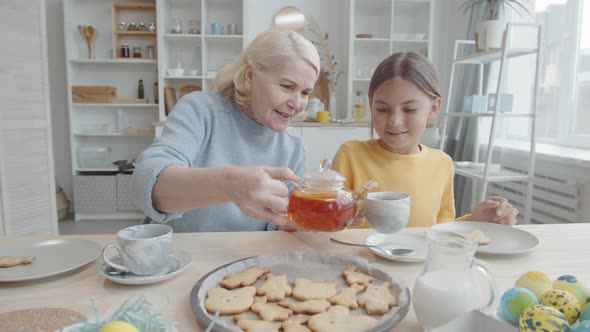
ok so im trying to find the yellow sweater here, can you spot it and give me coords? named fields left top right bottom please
left=332, top=140, right=469, bottom=228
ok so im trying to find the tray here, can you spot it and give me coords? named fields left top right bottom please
left=189, top=251, right=410, bottom=332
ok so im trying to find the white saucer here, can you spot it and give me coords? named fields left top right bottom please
left=99, top=249, right=192, bottom=285
left=366, top=233, right=427, bottom=262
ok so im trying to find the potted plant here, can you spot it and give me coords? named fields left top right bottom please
left=460, top=0, right=531, bottom=51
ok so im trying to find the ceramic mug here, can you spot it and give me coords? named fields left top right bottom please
left=102, top=224, right=173, bottom=276
left=316, top=111, right=330, bottom=123
left=363, top=192, right=410, bottom=233
left=210, top=23, right=224, bottom=35
left=227, top=23, right=238, bottom=35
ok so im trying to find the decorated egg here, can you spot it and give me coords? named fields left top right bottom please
left=98, top=321, right=140, bottom=332
left=572, top=320, right=590, bottom=332
left=554, top=275, right=590, bottom=307
left=540, top=289, right=580, bottom=325
left=580, top=302, right=590, bottom=322
left=519, top=305, right=570, bottom=332
left=516, top=271, right=553, bottom=299
left=501, top=287, right=539, bottom=325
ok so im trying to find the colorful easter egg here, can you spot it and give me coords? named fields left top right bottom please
left=501, top=287, right=539, bottom=325
left=572, top=320, right=590, bottom=332
left=541, top=289, right=580, bottom=325
left=516, top=271, right=553, bottom=299
left=581, top=302, right=590, bottom=322
left=554, top=275, right=590, bottom=307
left=519, top=305, right=570, bottom=332
left=98, top=321, right=140, bottom=332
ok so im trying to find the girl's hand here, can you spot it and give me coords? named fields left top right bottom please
left=224, top=166, right=300, bottom=226
left=471, top=196, right=518, bottom=226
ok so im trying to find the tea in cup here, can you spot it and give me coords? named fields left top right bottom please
left=363, top=191, right=410, bottom=233
left=102, top=224, right=173, bottom=276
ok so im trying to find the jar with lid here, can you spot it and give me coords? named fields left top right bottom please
left=118, top=22, right=127, bottom=31
left=138, top=22, right=147, bottom=31
left=120, top=44, right=130, bottom=58
left=353, top=90, right=366, bottom=122
left=132, top=46, right=142, bottom=58
left=127, top=22, right=138, bottom=31
left=148, top=22, right=156, bottom=33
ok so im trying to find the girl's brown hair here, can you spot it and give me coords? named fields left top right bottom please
left=368, top=52, right=441, bottom=101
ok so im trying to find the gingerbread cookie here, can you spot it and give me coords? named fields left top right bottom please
left=291, top=278, right=339, bottom=301
left=282, top=314, right=311, bottom=332
left=307, top=305, right=377, bottom=332
left=342, top=265, right=374, bottom=288
left=250, top=296, right=292, bottom=322
left=328, top=284, right=365, bottom=309
left=256, top=273, right=292, bottom=302
left=0, top=256, right=35, bottom=268
left=278, top=299, right=331, bottom=315
left=357, top=282, right=397, bottom=315
left=234, top=313, right=281, bottom=332
left=204, top=286, right=256, bottom=315
left=220, top=266, right=270, bottom=289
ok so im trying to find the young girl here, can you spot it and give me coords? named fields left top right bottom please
left=332, top=52, right=518, bottom=227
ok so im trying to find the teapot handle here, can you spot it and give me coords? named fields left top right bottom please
left=474, top=258, right=497, bottom=313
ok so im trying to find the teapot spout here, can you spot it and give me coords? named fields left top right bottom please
left=353, top=180, right=379, bottom=216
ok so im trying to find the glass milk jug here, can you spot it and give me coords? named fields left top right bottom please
left=412, top=230, right=496, bottom=331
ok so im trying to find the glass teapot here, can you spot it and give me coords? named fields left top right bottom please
left=287, top=159, right=378, bottom=232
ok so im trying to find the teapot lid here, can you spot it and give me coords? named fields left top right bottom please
left=303, top=159, right=345, bottom=192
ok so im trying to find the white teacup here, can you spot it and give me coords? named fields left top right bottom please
left=102, top=224, right=173, bottom=276
left=363, top=192, right=411, bottom=234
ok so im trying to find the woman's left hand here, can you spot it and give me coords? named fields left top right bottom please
left=471, top=196, right=518, bottom=226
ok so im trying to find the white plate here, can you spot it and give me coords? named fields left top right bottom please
left=431, top=222, right=539, bottom=255
left=189, top=252, right=411, bottom=332
left=366, top=233, right=427, bottom=262
left=99, top=249, right=192, bottom=285
left=0, top=239, right=102, bottom=282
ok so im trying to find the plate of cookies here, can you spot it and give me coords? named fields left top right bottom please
left=189, top=251, right=410, bottom=332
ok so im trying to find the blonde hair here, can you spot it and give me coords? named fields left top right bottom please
left=215, top=29, right=320, bottom=111
left=368, top=52, right=441, bottom=137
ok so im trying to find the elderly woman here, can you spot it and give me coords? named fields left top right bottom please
left=132, top=29, right=320, bottom=232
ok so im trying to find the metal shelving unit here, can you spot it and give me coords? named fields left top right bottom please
left=439, top=22, right=542, bottom=224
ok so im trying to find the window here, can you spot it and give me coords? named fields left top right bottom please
left=534, top=0, right=589, bottom=148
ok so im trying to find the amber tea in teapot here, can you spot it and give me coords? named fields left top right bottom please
left=287, top=159, right=378, bottom=232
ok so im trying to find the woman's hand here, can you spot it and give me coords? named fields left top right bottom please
left=471, top=196, right=518, bottom=226
left=224, top=166, right=300, bottom=227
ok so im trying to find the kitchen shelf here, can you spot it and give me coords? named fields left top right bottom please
left=69, top=59, right=157, bottom=64
left=163, top=75, right=203, bottom=80
left=115, top=31, right=156, bottom=36
left=73, top=132, right=154, bottom=137
left=445, top=112, right=534, bottom=118
left=72, top=103, right=158, bottom=107
left=454, top=48, right=539, bottom=64
left=454, top=167, right=529, bottom=182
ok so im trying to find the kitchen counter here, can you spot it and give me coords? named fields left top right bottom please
left=2, top=224, right=588, bottom=331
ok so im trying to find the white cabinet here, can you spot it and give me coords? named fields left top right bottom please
left=157, top=0, right=245, bottom=119
left=300, top=127, right=372, bottom=170
left=347, top=0, right=434, bottom=118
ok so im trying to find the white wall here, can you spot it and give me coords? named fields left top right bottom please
left=44, top=0, right=469, bottom=208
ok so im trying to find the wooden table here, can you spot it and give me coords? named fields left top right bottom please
left=1, top=223, right=590, bottom=331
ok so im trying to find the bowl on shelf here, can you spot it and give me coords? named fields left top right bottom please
left=166, top=68, right=184, bottom=77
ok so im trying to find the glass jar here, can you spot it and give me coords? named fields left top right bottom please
left=138, top=22, right=147, bottom=31
left=146, top=45, right=155, bottom=59
left=148, top=22, right=156, bottom=33
left=132, top=46, right=142, bottom=58
left=187, top=19, right=200, bottom=34
left=127, top=22, right=138, bottom=31
left=168, top=18, right=182, bottom=34
left=353, top=90, right=366, bottom=122
left=118, top=22, right=127, bottom=31
left=120, top=44, right=130, bottom=58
